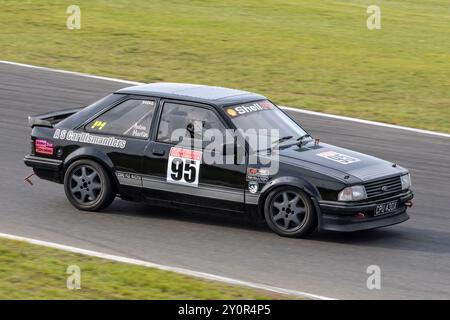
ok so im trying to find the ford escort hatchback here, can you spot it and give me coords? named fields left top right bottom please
left=24, top=83, right=413, bottom=237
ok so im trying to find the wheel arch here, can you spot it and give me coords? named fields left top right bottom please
left=257, top=176, right=321, bottom=219
left=63, top=147, right=119, bottom=189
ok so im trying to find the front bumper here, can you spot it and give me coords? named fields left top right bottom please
left=24, top=155, right=63, bottom=183
left=315, top=190, right=414, bottom=232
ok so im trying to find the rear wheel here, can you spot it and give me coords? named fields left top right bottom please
left=264, top=187, right=317, bottom=237
left=64, top=159, right=115, bottom=211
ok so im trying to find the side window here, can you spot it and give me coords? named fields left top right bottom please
left=157, top=103, right=226, bottom=144
left=86, top=99, right=156, bottom=139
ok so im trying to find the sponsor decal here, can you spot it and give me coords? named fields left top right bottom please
left=53, top=129, right=126, bottom=149
left=246, top=167, right=270, bottom=182
left=116, top=172, right=142, bottom=180
left=316, top=151, right=360, bottom=165
left=226, top=108, right=238, bottom=117
left=225, top=101, right=273, bottom=118
left=248, top=181, right=259, bottom=194
left=115, top=171, right=142, bottom=187
left=167, top=147, right=202, bottom=186
left=129, top=124, right=149, bottom=138
left=90, top=120, right=107, bottom=130
left=35, top=139, right=54, bottom=155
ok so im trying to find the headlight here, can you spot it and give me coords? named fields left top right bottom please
left=400, top=173, right=411, bottom=190
left=338, top=185, right=367, bottom=201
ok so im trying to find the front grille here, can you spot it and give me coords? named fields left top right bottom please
left=364, top=176, right=402, bottom=199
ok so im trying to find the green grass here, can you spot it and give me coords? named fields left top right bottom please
left=0, top=238, right=288, bottom=299
left=0, top=0, right=449, bottom=132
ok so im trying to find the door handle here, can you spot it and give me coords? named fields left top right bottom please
left=152, top=149, right=165, bottom=156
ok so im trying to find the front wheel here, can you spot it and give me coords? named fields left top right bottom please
left=264, top=187, right=317, bottom=238
left=64, top=159, right=115, bottom=211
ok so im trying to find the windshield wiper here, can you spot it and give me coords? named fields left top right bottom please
left=257, top=136, right=293, bottom=153
left=257, top=134, right=311, bottom=153
left=296, top=134, right=312, bottom=147
left=272, top=135, right=294, bottom=148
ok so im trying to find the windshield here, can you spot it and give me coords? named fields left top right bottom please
left=223, top=100, right=310, bottom=149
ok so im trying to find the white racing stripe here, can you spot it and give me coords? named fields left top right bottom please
left=0, top=60, right=449, bottom=139
left=0, top=232, right=334, bottom=300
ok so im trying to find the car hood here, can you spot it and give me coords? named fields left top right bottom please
left=278, top=142, right=407, bottom=182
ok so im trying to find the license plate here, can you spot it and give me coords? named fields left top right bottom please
left=374, top=200, right=398, bottom=216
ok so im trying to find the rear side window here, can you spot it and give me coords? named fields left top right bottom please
left=157, top=102, right=226, bottom=144
left=86, top=99, right=156, bottom=139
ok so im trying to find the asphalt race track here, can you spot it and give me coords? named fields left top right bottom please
left=0, top=62, right=449, bottom=299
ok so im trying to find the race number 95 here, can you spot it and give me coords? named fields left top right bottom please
left=166, top=147, right=201, bottom=186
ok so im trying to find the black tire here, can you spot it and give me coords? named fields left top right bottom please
left=264, top=186, right=317, bottom=238
left=64, top=159, right=115, bottom=211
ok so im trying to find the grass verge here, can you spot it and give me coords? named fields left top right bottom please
left=0, top=238, right=290, bottom=299
left=0, top=0, right=449, bottom=132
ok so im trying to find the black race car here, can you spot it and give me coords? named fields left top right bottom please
left=24, top=83, right=413, bottom=237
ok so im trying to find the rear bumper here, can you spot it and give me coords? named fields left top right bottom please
left=24, top=155, right=62, bottom=170
left=24, top=155, right=63, bottom=183
left=316, top=190, right=413, bottom=232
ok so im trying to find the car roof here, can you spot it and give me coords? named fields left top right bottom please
left=116, top=82, right=267, bottom=106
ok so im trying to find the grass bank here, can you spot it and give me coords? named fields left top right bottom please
left=0, top=238, right=288, bottom=299
left=0, top=0, right=449, bottom=132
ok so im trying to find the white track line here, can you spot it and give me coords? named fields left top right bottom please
left=0, top=60, right=449, bottom=139
left=0, top=232, right=334, bottom=300
left=0, top=60, right=142, bottom=86
left=281, top=106, right=450, bottom=138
